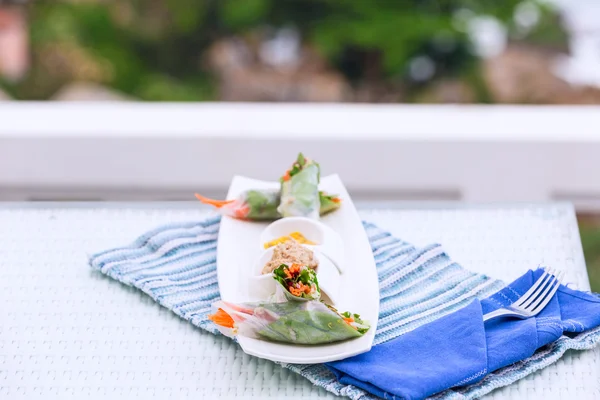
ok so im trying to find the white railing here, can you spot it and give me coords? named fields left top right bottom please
left=1, top=102, right=600, bottom=210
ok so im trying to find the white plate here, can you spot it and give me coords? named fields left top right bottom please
left=216, top=174, right=379, bottom=364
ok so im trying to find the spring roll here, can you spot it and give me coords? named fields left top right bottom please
left=272, top=263, right=320, bottom=301
left=195, top=190, right=340, bottom=221
left=196, top=189, right=280, bottom=221
left=278, top=153, right=321, bottom=219
left=319, top=192, right=342, bottom=215
left=209, top=300, right=370, bottom=345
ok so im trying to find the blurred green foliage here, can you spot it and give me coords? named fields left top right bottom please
left=1, top=0, right=567, bottom=101
left=579, top=224, right=600, bottom=292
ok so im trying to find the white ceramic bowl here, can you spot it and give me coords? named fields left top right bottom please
left=259, top=217, right=345, bottom=273
left=249, top=245, right=341, bottom=305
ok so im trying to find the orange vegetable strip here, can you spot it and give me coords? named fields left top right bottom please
left=208, top=308, right=235, bottom=328
left=194, top=193, right=235, bottom=208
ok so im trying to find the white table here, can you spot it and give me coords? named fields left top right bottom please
left=1, top=202, right=598, bottom=399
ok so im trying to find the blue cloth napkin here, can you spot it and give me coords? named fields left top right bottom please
left=326, top=268, right=600, bottom=400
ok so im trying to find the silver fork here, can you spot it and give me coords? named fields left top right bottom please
left=483, top=268, right=564, bottom=322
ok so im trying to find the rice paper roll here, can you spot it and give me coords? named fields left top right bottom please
left=209, top=300, right=370, bottom=345
left=319, top=192, right=342, bottom=216
left=278, top=153, right=321, bottom=219
left=272, top=263, right=320, bottom=302
left=195, top=189, right=281, bottom=221
left=195, top=190, right=340, bottom=221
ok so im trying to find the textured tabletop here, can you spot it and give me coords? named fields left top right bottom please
left=0, top=203, right=598, bottom=399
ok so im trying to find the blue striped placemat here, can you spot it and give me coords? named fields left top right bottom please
left=89, top=216, right=600, bottom=399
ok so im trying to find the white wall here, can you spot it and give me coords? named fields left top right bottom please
left=1, top=102, right=600, bottom=209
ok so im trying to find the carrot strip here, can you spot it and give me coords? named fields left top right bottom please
left=208, top=308, right=235, bottom=328
left=194, top=193, right=235, bottom=208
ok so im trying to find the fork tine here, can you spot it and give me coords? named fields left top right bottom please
left=513, top=268, right=552, bottom=308
left=530, top=271, right=564, bottom=315
left=522, top=272, right=557, bottom=311
left=518, top=269, right=555, bottom=310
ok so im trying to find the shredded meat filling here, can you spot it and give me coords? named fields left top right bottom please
left=262, top=240, right=318, bottom=274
